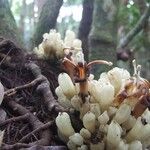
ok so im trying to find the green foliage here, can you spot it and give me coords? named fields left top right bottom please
left=118, top=3, right=140, bottom=31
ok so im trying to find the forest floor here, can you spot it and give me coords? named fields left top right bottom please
left=0, top=38, right=69, bottom=150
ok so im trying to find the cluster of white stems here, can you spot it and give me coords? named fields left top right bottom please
left=55, top=58, right=150, bottom=150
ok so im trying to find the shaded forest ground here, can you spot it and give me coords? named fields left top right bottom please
left=0, top=38, right=69, bottom=150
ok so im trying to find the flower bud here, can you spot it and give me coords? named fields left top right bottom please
left=73, top=39, right=82, bottom=49
left=107, top=121, right=122, bottom=149
left=64, top=30, right=75, bottom=47
left=98, top=111, right=109, bottom=125
left=128, top=141, right=142, bottom=150
left=114, top=104, right=131, bottom=124
left=58, top=73, right=76, bottom=99
left=99, top=82, right=115, bottom=111
left=90, top=103, right=101, bottom=118
left=67, top=140, right=76, bottom=150
left=116, top=140, right=128, bottom=150
left=55, top=86, right=64, bottom=97
left=71, top=95, right=81, bottom=111
left=88, top=80, right=101, bottom=103
left=107, top=106, right=118, bottom=118
left=83, top=112, right=96, bottom=133
left=125, top=117, right=143, bottom=142
left=69, top=133, right=84, bottom=146
left=122, top=115, right=136, bottom=130
left=80, top=128, right=91, bottom=139
left=56, top=112, right=75, bottom=137
left=108, top=67, right=130, bottom=94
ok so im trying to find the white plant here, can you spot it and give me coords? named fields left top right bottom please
left=98, top=82, right=115, bottom=111
left=54, top=31, right=150, bottom=150
left=56, top=112, right=75, bottom=138
left=83, top=112, right=96, bottom=133
left=114, top=104, right=131, bottom=124
left=98, top=111, right=109, bottom=125
left=69, top=133, right=84, bottom=146
left=79, top=128, right=91, bottom=139
left=0, top=82, right=4, bottom=105
left=106, top=121, right=122, bottom=149
left=58, top=73, right=76, bottom=99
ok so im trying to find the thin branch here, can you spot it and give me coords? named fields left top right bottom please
left=118, top=4, right=150, bottom=49
left=4, top=76, right=44, bottom=96
left=0, top=48, right=13, bottom=66
left=2, top=144, right=67, bottom=150
left=2, top=99, right=52, bottom=146
left=19, top=121, right=54, bottom=143
left=2, top=143, right=32, bottom=150
left=0, top=114, right=29, bottom=127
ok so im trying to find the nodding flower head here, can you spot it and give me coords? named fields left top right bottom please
left=75, top=51, right=85, bottom=65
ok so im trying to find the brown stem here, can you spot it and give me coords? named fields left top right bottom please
left=87, top=60, right=113, bottom=68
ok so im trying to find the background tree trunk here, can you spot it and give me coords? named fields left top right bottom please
left=0, top=0, right=21, bottom=45
left=78, top=0, right=94, bottom=62
left=89, top=0, right=119, bottom=77
left=33, top=0, right=63, bottom=46
left=19, top=0, right=26, bottom=42
left=135, top=1, right=150, bottom=80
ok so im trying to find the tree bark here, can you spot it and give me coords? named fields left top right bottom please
left=0, top=0, right=21, bottom=45
left=19, top=0, right=26, bottom=41
left=89, top=0, right=119, bottom=76
left=33, top=0, right=63, bottom=46
left=78, top=0, right=94, bottom=62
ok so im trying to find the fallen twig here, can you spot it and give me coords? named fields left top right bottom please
left=4, top=76, right=44, bottom=96
left=19, top=121, right=54, bottom=143
left=0, top=114, right=29, bottom=127
left=2, top=99, right=52, bottom=148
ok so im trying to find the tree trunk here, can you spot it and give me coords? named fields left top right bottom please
left=19, top=0, right=26, bottom=41
left=135, top=1, right=150, bottom=80
left=0, top=0, right=21, bottom=45
left=89, top=0, right=119, bottom=77
left=33, top=0, right=63, bottom=46
left=78, top=0, right=94, bottom=62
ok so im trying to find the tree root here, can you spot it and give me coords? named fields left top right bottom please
left=25, top=62, right=67, bottom=113
left=0, top=114, right=29, bottom=127
left=19, top=121, right=54, bottom=143
left=0, top=38, right=67, bottom=149
left=3, top=100, right=52, bottom=144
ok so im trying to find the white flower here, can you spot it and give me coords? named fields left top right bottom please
left=58, top=73, right=76, bottom=99
left=56, top=112, right=75, bottom=137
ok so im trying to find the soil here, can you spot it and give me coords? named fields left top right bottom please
left=0, top=38, right=68, bottom=150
